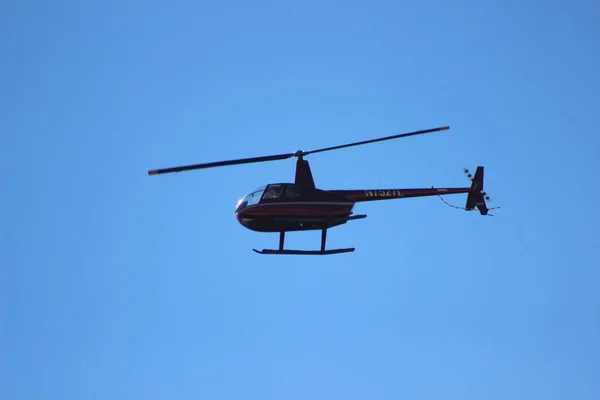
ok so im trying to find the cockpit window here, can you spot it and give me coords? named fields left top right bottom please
left=262, top=184, right=284, bottom=200
left=284, top=184, right=302, bottom=198
left=236, top=185, right=266, bottom=209
left=251, top=185, right=267, bottom=193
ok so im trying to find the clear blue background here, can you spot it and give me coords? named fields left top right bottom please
left=2, top=1, right=599, bottom=399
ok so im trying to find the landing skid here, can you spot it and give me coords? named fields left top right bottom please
left=253, top=248, right=355, bottom=255
left=252, top=218, right=362, bottom=255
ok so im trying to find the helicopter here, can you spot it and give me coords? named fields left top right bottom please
left=148, top=126, right=495, bottom=255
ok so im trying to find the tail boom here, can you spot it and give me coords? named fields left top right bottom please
left=328, top=166, right=493, bottom=216
left=329, top=187, right=472, bottom=202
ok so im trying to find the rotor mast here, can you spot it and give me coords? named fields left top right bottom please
left=294, top=152, right=315, bottom=188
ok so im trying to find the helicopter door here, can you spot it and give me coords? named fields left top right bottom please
left=283, top=184, right=302, bottom=199
left=261, top=184, right=284, bottom=201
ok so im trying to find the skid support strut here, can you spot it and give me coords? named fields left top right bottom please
left=253, top=228, right=355, bottom=255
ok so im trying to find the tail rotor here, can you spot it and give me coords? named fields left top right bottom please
left=463, top=166, right=494, bottom=215
left=463, top=167, right=493, bottom=203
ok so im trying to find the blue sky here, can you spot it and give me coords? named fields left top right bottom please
left=2, top=0, right=599, bottom=398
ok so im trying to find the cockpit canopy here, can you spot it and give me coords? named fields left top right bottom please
left=236, top=183, right=303, bottom=211
left=236, top=185, right=267, bottom=209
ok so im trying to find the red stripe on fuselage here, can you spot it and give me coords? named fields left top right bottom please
left=238, top=201, right=354, bottom=217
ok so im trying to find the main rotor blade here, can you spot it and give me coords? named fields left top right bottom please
left=148, top=126, right=449, bottom=176
left=148, top=152, right=294, bottom=175
left=303, top=126, right=449, bottom=156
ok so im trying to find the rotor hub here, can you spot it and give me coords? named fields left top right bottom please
left=294, top=150, right=306, bottom=158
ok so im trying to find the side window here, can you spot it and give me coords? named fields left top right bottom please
left=284, top=185, right=302, bottom=198
left=262, top=185, right=284, bottom=200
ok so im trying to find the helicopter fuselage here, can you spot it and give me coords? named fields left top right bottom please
left=235, top=183, right=355, bottom=232
left=234, top=181, right=478, bottom=233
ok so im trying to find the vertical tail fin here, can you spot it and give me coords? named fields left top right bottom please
left=463, top=167, right=491, bottom=215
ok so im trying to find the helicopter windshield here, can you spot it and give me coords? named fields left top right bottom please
left=236, top=185, right=267, bottom=210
